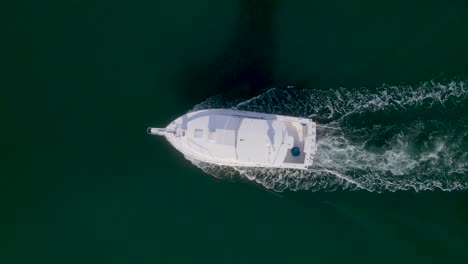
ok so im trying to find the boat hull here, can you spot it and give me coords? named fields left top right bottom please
left=149, top=109, right=317, bottom=170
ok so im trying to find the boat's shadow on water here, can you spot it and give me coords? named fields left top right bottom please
left=177, top=0, right=278, bottom=102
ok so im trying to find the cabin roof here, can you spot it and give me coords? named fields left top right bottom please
left=184, top=114, right=289, bottom=164
left=236, top=118, right=288, bottom=164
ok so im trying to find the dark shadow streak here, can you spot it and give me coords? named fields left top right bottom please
left=177, top=0, right=278, bottom=102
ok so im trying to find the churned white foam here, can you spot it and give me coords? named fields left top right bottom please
left=189, top=80, right=468, bottom=192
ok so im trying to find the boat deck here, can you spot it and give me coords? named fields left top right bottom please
left=149, top=109, right=317, bottom=170
left=283, top=122, right=306, bottom=164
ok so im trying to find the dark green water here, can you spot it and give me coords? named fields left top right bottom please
left=2, top=0, right=468, bottom=263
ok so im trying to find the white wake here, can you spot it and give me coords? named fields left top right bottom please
left=189, top=80, right=468, bottom=192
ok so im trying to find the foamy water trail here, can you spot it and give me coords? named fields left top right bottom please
left=190, top=80, right=468, bottom=192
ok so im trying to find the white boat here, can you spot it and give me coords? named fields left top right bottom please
left=148, top=109, right=317, bottom=170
